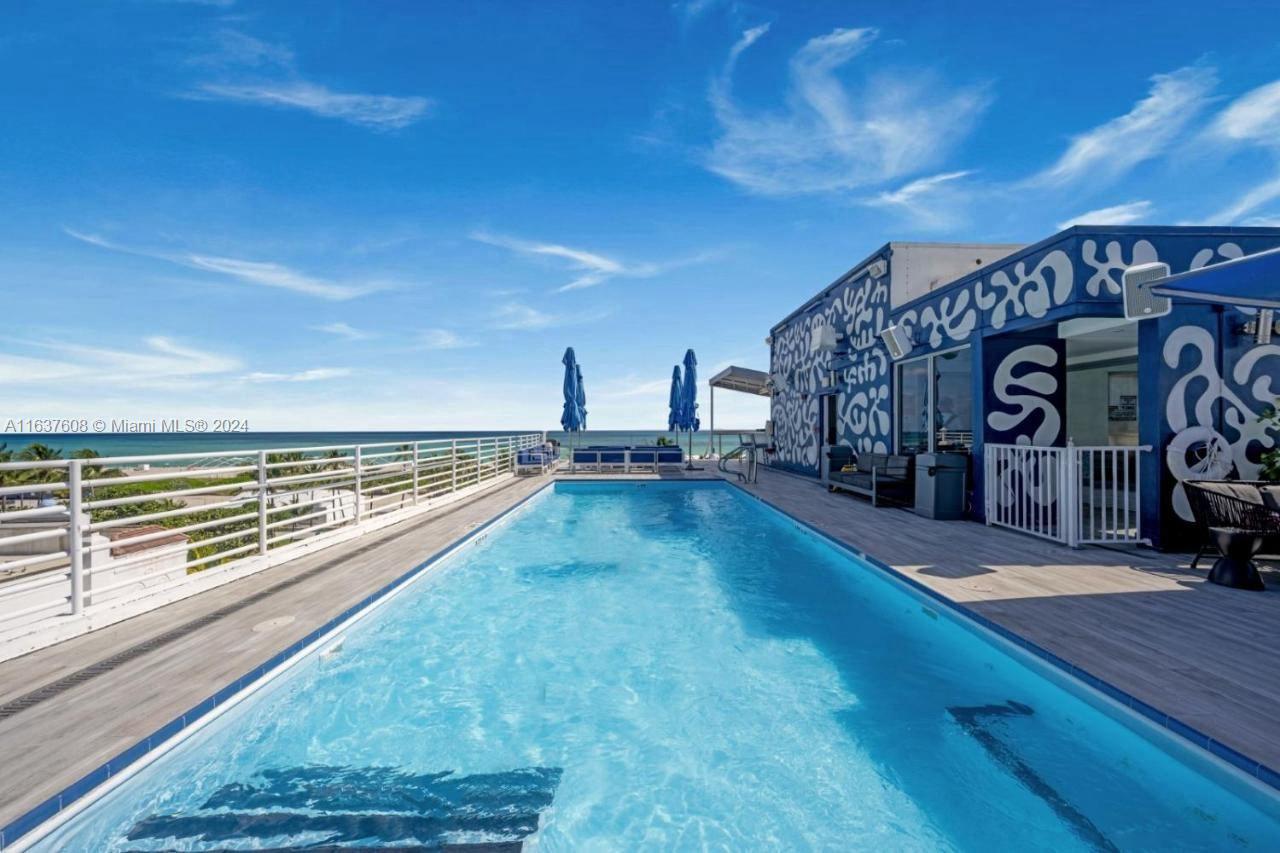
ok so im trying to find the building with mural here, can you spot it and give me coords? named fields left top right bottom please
left=766, top=226, right=1280, bottom=551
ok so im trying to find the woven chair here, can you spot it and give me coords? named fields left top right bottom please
left=1184, top=480, right=1280, bottom=590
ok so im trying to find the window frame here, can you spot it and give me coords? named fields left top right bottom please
left=893, top=343, right=972, bottom=455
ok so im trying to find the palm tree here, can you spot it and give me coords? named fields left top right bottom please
left=16, top=443, right=63, bottom=486
left=71, top=448, right=105, bottom=478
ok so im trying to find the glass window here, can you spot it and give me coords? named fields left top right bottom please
left=895, top=346, right=974, bottom=454
left=934, top=348, right=973, bottom=452
left=897, top=359, right=930, bottom=454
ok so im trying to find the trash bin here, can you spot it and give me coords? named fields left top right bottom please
left=914, top=453, right=968, bottom=519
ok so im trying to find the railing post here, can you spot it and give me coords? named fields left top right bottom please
left=983, top=449, right=993, bottom=526
left=257, top=449, right=268, bottom=555
left=451, top=439, right=458, bottom=492
left=1062, top=441, right=1078, bottom=548
left=353, top=445, right=364, bottom=523
left=412, top=442, right=420, bottom=505
left=67, top=459, right=84, bottom=615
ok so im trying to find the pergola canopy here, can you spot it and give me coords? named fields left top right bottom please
left=708, top=365, right=771, bottom=396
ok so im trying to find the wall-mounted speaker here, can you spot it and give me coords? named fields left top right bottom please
left=879, top=323, right=913, bottom=360
left=1122, top=262, right=1172, bottom=320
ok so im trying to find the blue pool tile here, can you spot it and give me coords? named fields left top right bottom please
left=57, top=762, right=109, bottom=807
left=147, top=717, right=184, bottom=750
left=106, top=739, right=151, bottom=776
left=212, top=679, right=243, bottom=706
left=1256, top=762, right=1280, bottom=790
left=1165, top=716, right=1210, bottom=749
left=182, top=696, right=216, bottom=726
left=4, top=794, right=61, bottom=844
left=1126, top=696, right=1169, bottom=727
left=1206, top=738, right=1254, bottom=772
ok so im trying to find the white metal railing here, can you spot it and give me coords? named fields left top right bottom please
left=0, top=433, right=541, bottom=653
left=984, top=442, right=1150, bottom=547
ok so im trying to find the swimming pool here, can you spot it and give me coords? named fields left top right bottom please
left=27, top=481, right=1280, bottom=850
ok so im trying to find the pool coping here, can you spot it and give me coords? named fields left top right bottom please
left=4, top=477, right=1276, bottom=847
left=0, top=479, right=557, bottom=851
left=722, top=479, right=1280, bottom=798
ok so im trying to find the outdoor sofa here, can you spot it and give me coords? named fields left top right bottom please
left=826, top=446, right=914, bottom=507
left=516, top=447, right=557, bottom=475
left=1184, top=479, right=1280, bottom=590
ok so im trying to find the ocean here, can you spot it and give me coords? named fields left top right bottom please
left=0, top=430, right=754, bottom=460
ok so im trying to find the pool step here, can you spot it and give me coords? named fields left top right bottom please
left=125, top=765, right=562, bottom=850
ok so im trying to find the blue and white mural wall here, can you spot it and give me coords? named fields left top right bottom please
left=769, top=258, right=891, bottom=473
left=768, top=227, right=1280, bottom=548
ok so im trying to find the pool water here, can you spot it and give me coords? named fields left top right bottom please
left=36, top=482, right=1280, bottom=850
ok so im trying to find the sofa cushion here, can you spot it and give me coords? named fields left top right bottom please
left=827, top=445, right=856, bottom=467
left=857, top=453, right=884, bottom=474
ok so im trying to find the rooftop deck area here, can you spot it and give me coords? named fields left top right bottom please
left=0, top=462, right=1276, bottom=836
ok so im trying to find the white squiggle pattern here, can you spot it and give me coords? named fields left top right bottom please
left=976, top=251, right=1074, bottom=328
left=1163, top=325, right=1280, bottom=520
left=986, top=344, right=1062, bottom=446
left=898, top=288, right=978, bottom=350
left=1082, top=239, right=1157, bottom=296
left=770, top=271, right=892, bottom=468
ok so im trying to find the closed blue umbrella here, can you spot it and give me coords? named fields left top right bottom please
left=680, top=349, right=700, bottom=432
left=575, top=363, right=587, bottom=430
left=679, top=349, right=700, bottom=469
left=667, top=366, right=683, bottom=432
left=561, top=347, right=583, bottom=432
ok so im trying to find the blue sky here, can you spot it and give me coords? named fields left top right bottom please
left=3, top=0, right=1280, bottom=430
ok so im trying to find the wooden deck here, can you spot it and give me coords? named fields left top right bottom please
left=0, top=461, right=1277, bottom=837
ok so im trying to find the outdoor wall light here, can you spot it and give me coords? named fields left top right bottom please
left=1238, top=309, right=1277, bottom=345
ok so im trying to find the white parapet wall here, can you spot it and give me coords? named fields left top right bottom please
left=0, top=433, right=544, bottom=662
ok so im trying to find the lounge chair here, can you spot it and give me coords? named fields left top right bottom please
left=828, top=451, right=914, bottom=507
left=1184, top=480, right=1280, bottom=590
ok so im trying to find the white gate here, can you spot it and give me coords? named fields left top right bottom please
left=984, top=443, right=1150, bottom=547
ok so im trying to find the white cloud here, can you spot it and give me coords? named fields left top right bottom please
left=863, top=170, right=974, bottom=227
left=706, top=25, right=990, bottom=195
left=1205, top=173, right=1280, bottom=224
left=1056, top=200, right=1154, bottom=230
left=1208, top=79, right=1280, bottom=146
left=311, top=322, right=372, bottom=341
left=181, top=28, right=430, bottom=131
left=192, top=82, right=431, bottom=130
left=244, top=368, right=352, bottom=383
left=471, top=230, right=712, bottom=292
left=0, top=336, right=240, bottom=388
left=418, top=328, right=475, bottom=349
left=491, top=304, right=561, bottom=330
left=65, top=228, right=373, bottom=300
left=190, top=29, right=294, bottom=68
left=673, top=0, right=724, bottom=25
left=1031, top=66, right=1217, bottom=187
